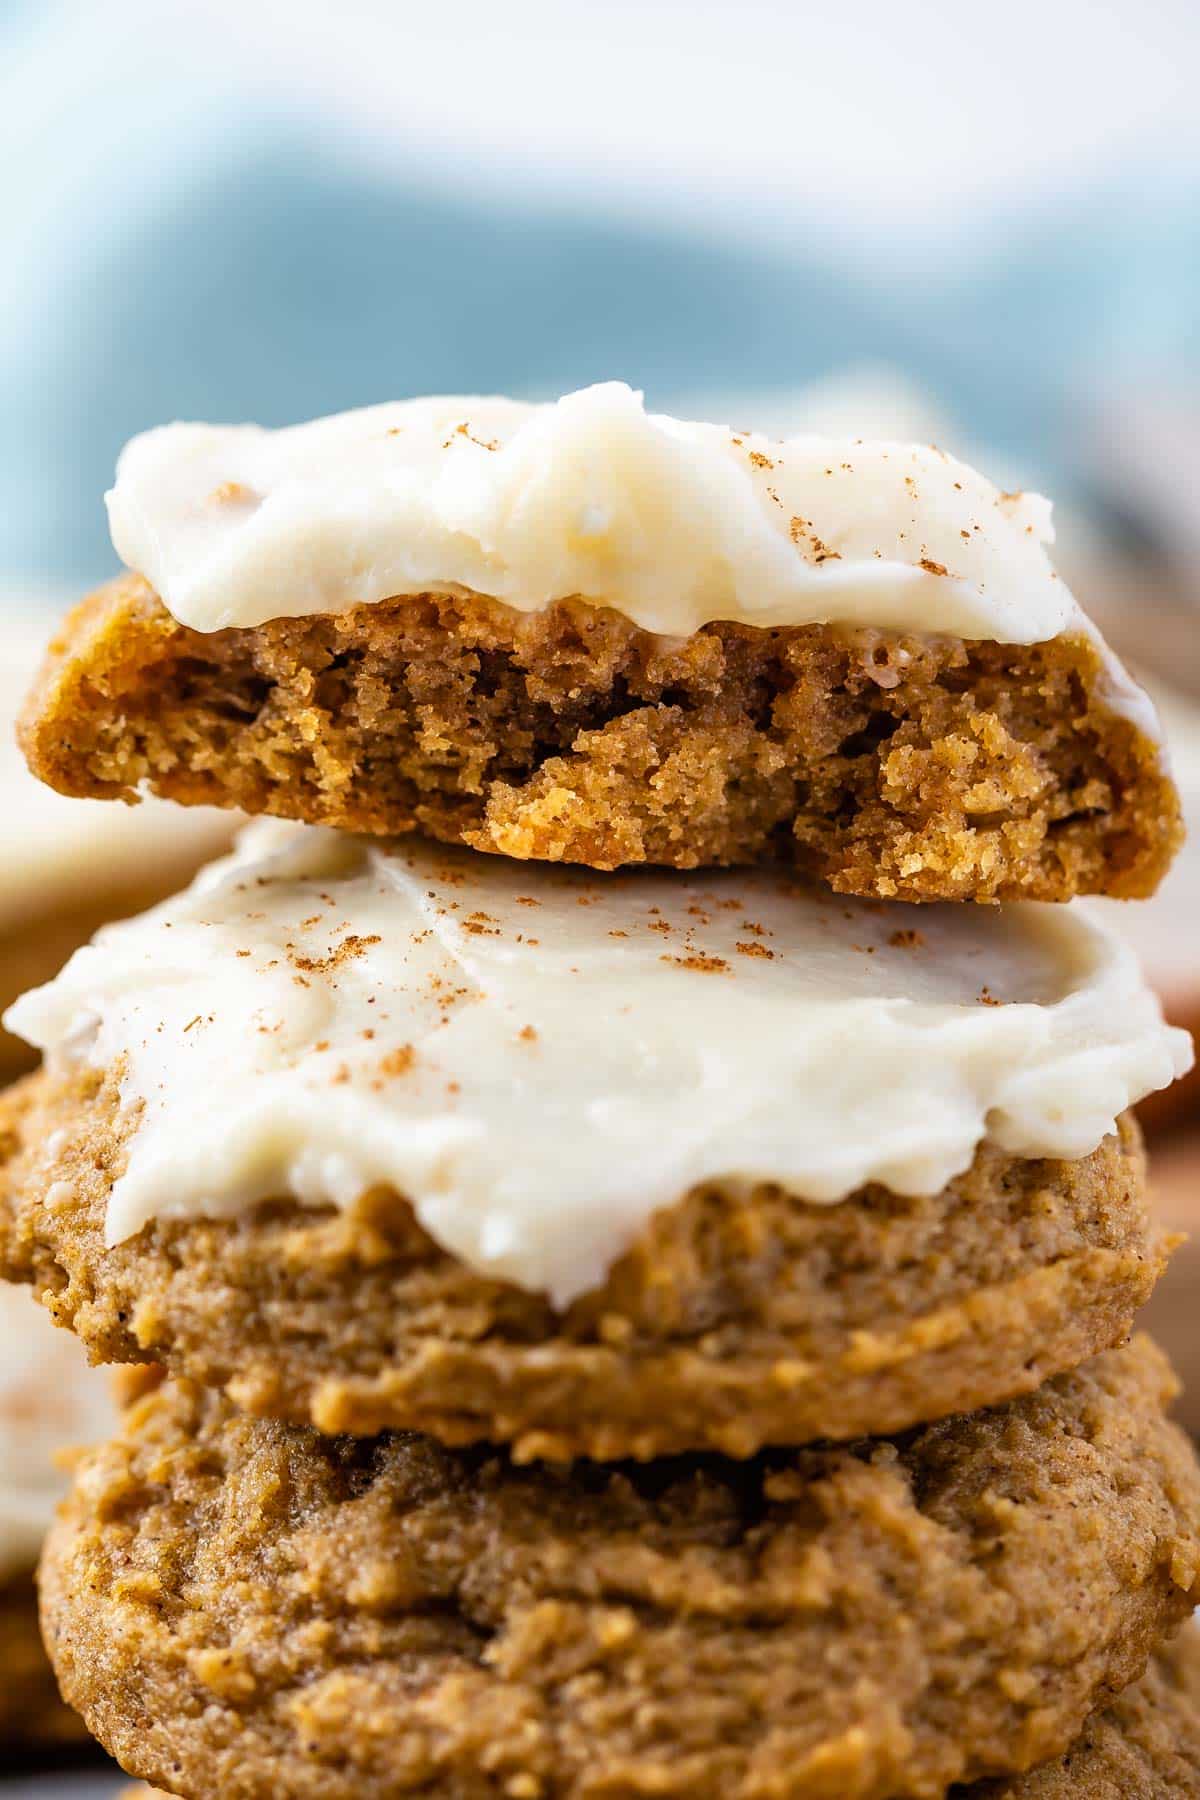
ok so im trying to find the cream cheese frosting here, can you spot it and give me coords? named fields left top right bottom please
left=7, top=822, right=1190, bottom=1308
left=108, top=380, right=1087, bottom=645
left=0, top=1284, right=116, bottom=1580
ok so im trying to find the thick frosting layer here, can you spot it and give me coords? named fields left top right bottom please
left=0, top=1285, right=116, bottom=1579
left=8, top=823, right=1189, bottom=1308
left=108, top=380, right=1084, bottom=644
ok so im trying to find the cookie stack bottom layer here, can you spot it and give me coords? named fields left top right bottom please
left=106, top=1629, right=1200, bottom=1798
left=112, top=1637, right=1200, bottom=1800
left=41, top=1340, right=1200, bottom=1800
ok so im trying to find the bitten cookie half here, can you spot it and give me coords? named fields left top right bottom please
left=114, top=1626, right=1200, bottom=1798
left=0, top=1063, right=1169, bottom=1458
left=21, top=571, right=1179, bottom=902
left=39, top=1342, right=1200, bottom=1800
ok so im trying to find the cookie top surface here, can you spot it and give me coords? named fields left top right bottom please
left=0, top=1283, right=115, bottom=1579
left=105, top=383, right=1147, bottom=690
left=6, top=820, right=1189, bottom=1304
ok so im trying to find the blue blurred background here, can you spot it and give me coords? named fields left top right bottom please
left=4, top=0, right=1199, bottom=610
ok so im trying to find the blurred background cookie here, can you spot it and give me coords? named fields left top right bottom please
left=0, top=612, right=232, bottom=1763
left=1090, top=681, right=1200, bottom=1140
left=0, top=612, right=236, bottom=1083
left=0, top=1285, right=116, bottom=1752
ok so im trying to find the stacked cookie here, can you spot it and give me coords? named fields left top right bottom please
left=2, top=383, right=1198, bottom=1798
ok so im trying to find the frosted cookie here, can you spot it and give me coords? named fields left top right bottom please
left=0, top=612, right=235, bottom=1083
left=38, top=1342, right=1200, bottom=1800
left=20, top=384, right=1179, bottom=902
left=0, top=1282, right=115, bottom=1748
left=1, top=826, right=1188, bottom=1457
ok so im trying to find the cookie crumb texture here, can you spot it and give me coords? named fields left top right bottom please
left=0, top=1573, right=90, bottom=1750
left=105, top=1630, right=1200, bottom=1799
left=40, top=1341, right=1200, bottom=1800
left=0, top=1066, right=1166, bottom=1457
left=21, top=576, right=1179, bottom=901
left=968, top=1632, right=1200, bottom=1797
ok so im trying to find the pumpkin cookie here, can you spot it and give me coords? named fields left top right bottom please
left=968, top=1625, right=1200, bottom=1795
left=0, top=1061, right=1168, bottom=1458
left=3, top=819, right=1186, bottom=1458
left=112, top=1626, right=1200, bottom=1797
left=25, top=574, right=1178, bottom=905
left=23, top=386, right=1179, bottom=901
left=40, top=1341, right=1200, bottom=1800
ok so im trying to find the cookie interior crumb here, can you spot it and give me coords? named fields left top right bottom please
left=20, top=576, right=1181, bottom=902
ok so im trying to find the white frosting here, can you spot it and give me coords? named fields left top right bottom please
left=7, top=822, right=1190, bottom=1309
left=0, top=1284, right=116, bottom=1579
left=108, top=380, right=1085, bottom=645
left=0, top=612, right=235, bottom=936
